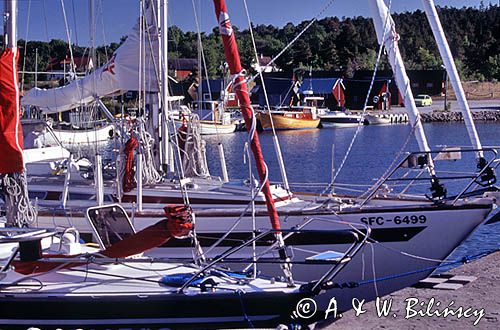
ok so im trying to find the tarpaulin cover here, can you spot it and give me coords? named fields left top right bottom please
left=0, top=48, right=24, bottom=173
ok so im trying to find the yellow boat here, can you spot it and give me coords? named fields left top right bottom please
left=257, top=106, right=320, bottom=131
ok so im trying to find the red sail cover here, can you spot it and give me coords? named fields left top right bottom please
left=213, top=0, right=281, bottom=231
left=0, top=48, right=24, bottom=173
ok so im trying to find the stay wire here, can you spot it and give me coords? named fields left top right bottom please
left=321, top=0, right=394, bottom=196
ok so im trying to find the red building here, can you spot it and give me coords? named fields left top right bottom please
left=168, top=58, right=198, bottom=80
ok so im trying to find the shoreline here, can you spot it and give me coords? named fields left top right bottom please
left=420, top=110, right=500, bottom=122
left=322, top=251, right=500, bottom=329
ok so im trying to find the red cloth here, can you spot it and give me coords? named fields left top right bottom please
left=102, top=205, right=193, bottom=258
left=123, top=136, right=139, bottom=192
left=0, top=48, right=24, bottom=173
left=213, top=0, right=281, bottom=231
left=177, top=122, right=188, bottom=160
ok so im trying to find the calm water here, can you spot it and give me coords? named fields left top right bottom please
left=203, top=122, right=500, bottom=263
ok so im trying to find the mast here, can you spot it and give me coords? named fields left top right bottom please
left=212, top=0, right=280, bottom=231
left=421, top=0, right=483, bottom=159
left=369, top=0, right=447, bottom=199
left=369, top=0, right=432, bottom=156
left=4, top=0, right=17, bottom=48
left=160, top=0, right=173, bottom=174
left=212, top=0, right=293, bottom=285
left=1, top=0, right=37, bottom=227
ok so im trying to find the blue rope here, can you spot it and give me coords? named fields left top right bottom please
left=352, top=248, right=499, bottom=287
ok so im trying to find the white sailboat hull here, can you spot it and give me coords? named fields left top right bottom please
left=45, top=125, right=114, bottom=149
left=31, top=195, right=492, bottom=312
left=174, top=120, right=236, bottom=135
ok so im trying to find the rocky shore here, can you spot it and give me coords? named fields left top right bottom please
left=421, top=110, right=500, bottom=122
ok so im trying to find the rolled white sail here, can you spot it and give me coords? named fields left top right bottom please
left=22, top=2, right=159, bottom=114
left=421, top=0, right=483, bottom=158
left=369, top=0, right=432, bottom=156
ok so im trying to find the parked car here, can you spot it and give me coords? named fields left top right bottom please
left=415, top=94, right=433, bottom=107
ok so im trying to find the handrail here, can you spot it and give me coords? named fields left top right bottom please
left=359, top=147, right=498, bottom=207
left=178, top=227, right=368, bottom=293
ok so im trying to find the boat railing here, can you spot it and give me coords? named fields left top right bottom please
left=359, top=147, right=498, bottom=206
left=0, top=216, right=369, bottom=296
left=178, top=220, right=371, bottom=294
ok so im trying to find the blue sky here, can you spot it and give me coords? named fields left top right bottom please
left=5, top=0, right=499, bottom=45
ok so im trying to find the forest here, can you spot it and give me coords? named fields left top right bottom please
left=6, top=4, right=500, bottom=83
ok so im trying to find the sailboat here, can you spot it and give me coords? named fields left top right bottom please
left=0, top=203, right=367, bottom=328
left=174, top=100, right=237, bottom=135
left=1, top=2, right=364, bottom=328
left=8, top=0, right=498, bottom=320
left=20, top=0, right=292, bottom=211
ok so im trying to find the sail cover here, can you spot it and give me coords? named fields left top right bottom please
left=213, top=0, right=281, bottom=231
left=0, top=48, right=24, bottom=173
left=22, top=2, right=159, bottom=114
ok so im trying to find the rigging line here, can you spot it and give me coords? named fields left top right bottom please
left=322, top=0, right=394, bottom=196
left=191, top=0, right=225, bottom=142
left=191, top=0, right=212, bottom=99
left=60, top=0, right=77, bottom=77
left=97, top=0, right=109, bottom=60
left=71, top=0, right=79, bottom=46
left=246, top=0, right=337, bottom=86
left=202, top=162, right=268, bottom=256
left=143, top=1, right=161, bottom=95
left=41, top=0, right=51, bottom=41
left=359, top=121, right=418, bottom=200
left=21, top=0, right=32, bottom=90
left=243, top=0, right=291, bottom=193
left=277, top=81, right=296, bottom=108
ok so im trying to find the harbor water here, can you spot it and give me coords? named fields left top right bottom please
left=203, top=122, right=500, bottom=261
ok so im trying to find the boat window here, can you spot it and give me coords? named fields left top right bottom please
left=86, top=205, right=136, bottom=249
left=22, top=122, right=47, bottom=149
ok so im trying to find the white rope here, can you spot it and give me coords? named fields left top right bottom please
left=138, top=123, right=163, bottom=185
left=178, top=114, right=210, bottom=178
left=1, top=173, right=37, bottom=227
left=59, top=0, right=77, bottom=79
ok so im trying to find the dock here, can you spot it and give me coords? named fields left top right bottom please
left=322, top=251, right=500, bottom=329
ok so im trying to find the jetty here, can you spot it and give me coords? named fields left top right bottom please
left=323, top=251, right=500, bottom=329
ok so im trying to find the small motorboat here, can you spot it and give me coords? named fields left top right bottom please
left=319, top=111, right=364, bottom=128
left=257, top=107, right=321, bottom=130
